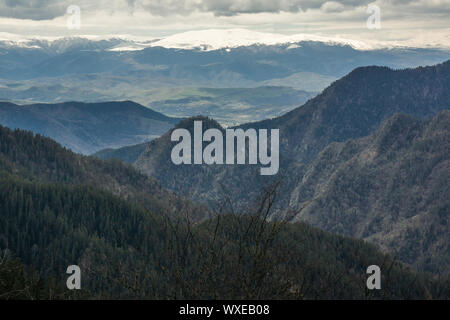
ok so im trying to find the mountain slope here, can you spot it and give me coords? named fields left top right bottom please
left=135, top=111, right=450, bottom=275
left=134, top=116, right=292, bottom=208
left=136, top=61, right=450, bottom=206
left=0, top=100, right=179, bottom=154
left=0, top=123, right=205, bottom=220
left=93, top=142, right=148, bottom=164
left=287, top=111, right=450, bottom=274
left=134, top=62, right=450, bottom=274
left=1, top=175, right=447, bottom=299
left=1, top=122, right=447, bottom=299
left=241, top=60, right=450, bottom=163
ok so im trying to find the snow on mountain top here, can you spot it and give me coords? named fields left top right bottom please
left=0, top=29, right=409, bottom=52
left=147, top=29, right=380, bottom=51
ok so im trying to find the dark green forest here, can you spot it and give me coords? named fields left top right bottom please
left=0, top=125, right=448, bottom=299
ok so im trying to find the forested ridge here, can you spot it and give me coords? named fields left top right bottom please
left=133, top=63, right=450, bottom=276
left=0, top=125, right=448, bottom=299
left=0, top=124, right=207, bottom=221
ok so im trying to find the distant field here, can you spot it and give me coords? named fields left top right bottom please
left=0, top=78, right=318, bottom=126
left=148, top=86, right=317, bottom=126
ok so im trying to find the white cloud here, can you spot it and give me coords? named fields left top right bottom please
left=0, top=0, right=449, bottom=48
left=320, top=1, right=346, bottom=13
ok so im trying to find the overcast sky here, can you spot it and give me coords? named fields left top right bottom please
left=0, top=0, right=449, bottom=47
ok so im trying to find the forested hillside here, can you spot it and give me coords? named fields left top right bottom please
left=134, top=111, right=450, bottom=275
left=93, top=142, right=148, bottom=164
left=0, top=124, right=206, bottom=220
left=0, top=125, right=448, bottom=299
left=1, top=176, right=448, bottom=299
left=136, top=62, right=450, bottom=206
left=287, top=111, right=450, bottom=275
left=243, top=60, right=450, bottom=163
left=133, top=61, right=450, bottom=276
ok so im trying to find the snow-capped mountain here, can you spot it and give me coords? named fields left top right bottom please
left=143, top=29, right=381, bottom=51
left=0, top=28, right=448, bottom=109
left=0, top=29, right=393, bottom=53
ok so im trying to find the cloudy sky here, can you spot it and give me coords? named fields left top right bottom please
left=0, top=0, right=449, bottom=47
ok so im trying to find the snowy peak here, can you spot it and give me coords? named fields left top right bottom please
left=147, top=29, right=378, bottom=51
left=0, top=29, right=392, bottom=53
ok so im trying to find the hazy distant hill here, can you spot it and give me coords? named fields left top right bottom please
left=1, top=34, right=448, bottom=83
left=0, top=100, right=179, bottom=154
left=0, top=84, right=317, bottom=126
left=1, top=35, right=448, bottom=127
left=1, top=34, right=448, bottom=110
left=147, top=86, right=317, bottom=126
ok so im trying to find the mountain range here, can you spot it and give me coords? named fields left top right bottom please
left=0, top=121, right=447, bottom=299
left=0, top=46, right=449, bottom=298
left=131, top=61, right=450, bottom=275
left=1, top=30, right=449, bottom=126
